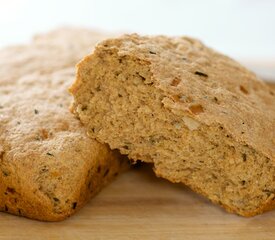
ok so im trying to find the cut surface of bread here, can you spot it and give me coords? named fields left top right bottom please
left=70, top=34, right=275, bottom=217
left=0, top=28, right=128, bottom=221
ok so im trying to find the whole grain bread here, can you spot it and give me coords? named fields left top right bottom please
left=70, top=34, right=275, bottom=217
left=0, top=28, right=128, bottom=221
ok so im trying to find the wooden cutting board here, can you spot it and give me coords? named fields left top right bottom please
left=1, top=165, right=275, bottom=240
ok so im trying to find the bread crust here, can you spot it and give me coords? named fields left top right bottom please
left=0, top=28, right=128, bottom=221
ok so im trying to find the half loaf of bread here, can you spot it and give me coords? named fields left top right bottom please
left=70, top=34, right=275, bottom=217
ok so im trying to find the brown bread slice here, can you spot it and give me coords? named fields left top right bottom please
left=0, top=28, right=128, bottom=221
left=70, top=34, right=275, bottom=217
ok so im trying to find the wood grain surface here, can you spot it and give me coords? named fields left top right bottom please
left=1, top=165, right=275, bottom=240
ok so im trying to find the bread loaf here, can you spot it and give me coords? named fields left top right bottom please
left=0, top=28, right=128, bottom=221
left=70, top=34, right=275, bottom=217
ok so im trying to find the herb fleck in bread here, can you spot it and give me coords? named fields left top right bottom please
left=70, top=34, right=275, bottom=217
left=0, top=28, right=128, bottom=221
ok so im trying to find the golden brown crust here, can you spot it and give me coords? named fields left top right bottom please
left=0, top=28, right=128, bottom=221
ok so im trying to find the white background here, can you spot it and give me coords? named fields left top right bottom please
left=0, top=0, right=275, bottom=80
